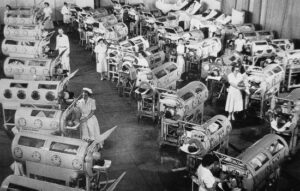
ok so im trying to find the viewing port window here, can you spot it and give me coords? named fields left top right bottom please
left=267, top=140, right=285, bottom=156
left=249, top=152, right=269, bottom=171
left=7, top=183, right=38, bottom=191
left=50, top=142, right=79, bottom=155
left=18, top=136, right=45, bottom=148
left=181, top=92, right=194, bottom=101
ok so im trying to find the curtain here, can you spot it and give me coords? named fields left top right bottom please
left=250, top=0, right=262, bottom=25
left=223, top=0, right=237, bottom=15
left=236, top=0, right=250, bottom=11
left=281, top=0, right=300, bottom=39
left=264, top=0, right=287, bottom=37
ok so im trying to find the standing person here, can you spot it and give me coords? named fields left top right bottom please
left=94, top=39, right=108, bottom=80
left=196, top=154, right=220, bottom=191
left=55, top=28, right=70, bottom=75
left=76, top=88, right=101, bottom=142
left=61, top=2, right=71, bottom=32
left=225, top=64, right=244, bottom=120
left=43, top=2, right=54, bottom=30
left=234, top=33, right=246, bottom=53
left=176, top=38, right=185, bottom=75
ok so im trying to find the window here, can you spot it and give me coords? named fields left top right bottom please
left=21, top=41, right=35, bottom=46
left=10, top=83, right=28, bottom=88
left=255, top=42, right=268, bottom=46
left=23, top=26, right=35, bottom=30
left=272, top=66, right=283, bottom=74
left=165, top=64, right=177, bottom=73
left=249, top=152, right=269, bottom=171
left=28, top=60, right=47, bottom=67
left=244, top=32, right=256, bottom=37
left=165, top=28, right=176, bottom=34
left=50, top=142, right=79, bottom=155
left=158, top=18, right=166, bottom=22
left=259, top=31, right=271, bottom=36
left=154, top=70, right=167, bottom=79
left=268, top=140, right=284, bottom=156
left=38, top=84, right=57, bottom=90
left=195, top=87, right=205, bottom=94
left=31, top=110, right=56, bottom=118
left=8, top=25, right=20, bottom=29
left=8, top=59, right=24, bottom=65
left=181, top=92, right=194, bottom=101
left=18, top=136, right=45, bottom=148
left=8, top=183, right=38, bottom=191
left=20, top=14, right=31, bottom=18
left=132, top=39, right=143, bottom=44
left=168, top=16, right=176, bottom=20
left=6, top=40, right=18, bottom=45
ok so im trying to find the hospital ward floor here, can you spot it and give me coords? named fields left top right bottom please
left=0, top=30, right=300, bottom=191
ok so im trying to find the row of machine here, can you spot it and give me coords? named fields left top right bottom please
left=0, top=3, right=125, bottom=191
left=0, top=0, right=299, bottom=191
left=99, top=1, right=300, bottom=191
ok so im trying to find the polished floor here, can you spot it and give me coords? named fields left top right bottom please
left=0, top=28, right=300, bottom=191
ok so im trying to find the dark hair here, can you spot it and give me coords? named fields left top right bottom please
left=178, top=38, right=183, bottom=42
left=201, top=154, right=216, bottom=167
left=98, top=38, right=105, bottom=43
left=44, top=2, right=50, bottom=6
left=6, top=5, right=12, bottom=10
left=64, top=2, right=68, bottom=5
left=237, top=32, right=244, bottom=39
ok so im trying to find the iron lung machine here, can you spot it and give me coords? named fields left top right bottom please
left=10, top=127, right=119, bottom=191
left=4, top=13, right=37, bottom=25
left=14, top=107, right=63, bottom=135
left=1, top=31, right=54, bottom=58
left=135, top=61, right=181, bottom=89
left=246, top=64, right=285, bottom=118
left=0, top=175, right=84, bottom=191
left=0, top=71, right=77, bottom=133
left=267, top=88, right=300, bottom=155
left=0, top=78, right=71, bottom=107
left=179, top=115, right=232, bottom=156
left=159, top=81, right=209, bottom=122
left=158, top=81, right=209, bottom=147
left=11, top=132, right=91, bottom=187
left=214, top=134, right=289, bottom=191
left=3, top=24, right=47, bottom=40
left=3, top=55, right=65, bottom=80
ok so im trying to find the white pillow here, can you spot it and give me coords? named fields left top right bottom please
left=231, top=8, right=245, bottom=25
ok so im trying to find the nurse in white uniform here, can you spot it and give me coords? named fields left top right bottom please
left=43, top=2, right=54, bottom=30
left=234, top=33, right=246, bottom=53
left=94, top=39, right=108, bottom=80
left=225, top=64, right=244, bottom=120
left=55, top=28, right=70, bottom=75
left=61, top=2, right=71, bottom=24
left=177, top=38, right=186, bottom=75
left=77, top=88, right=101, bottom=141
